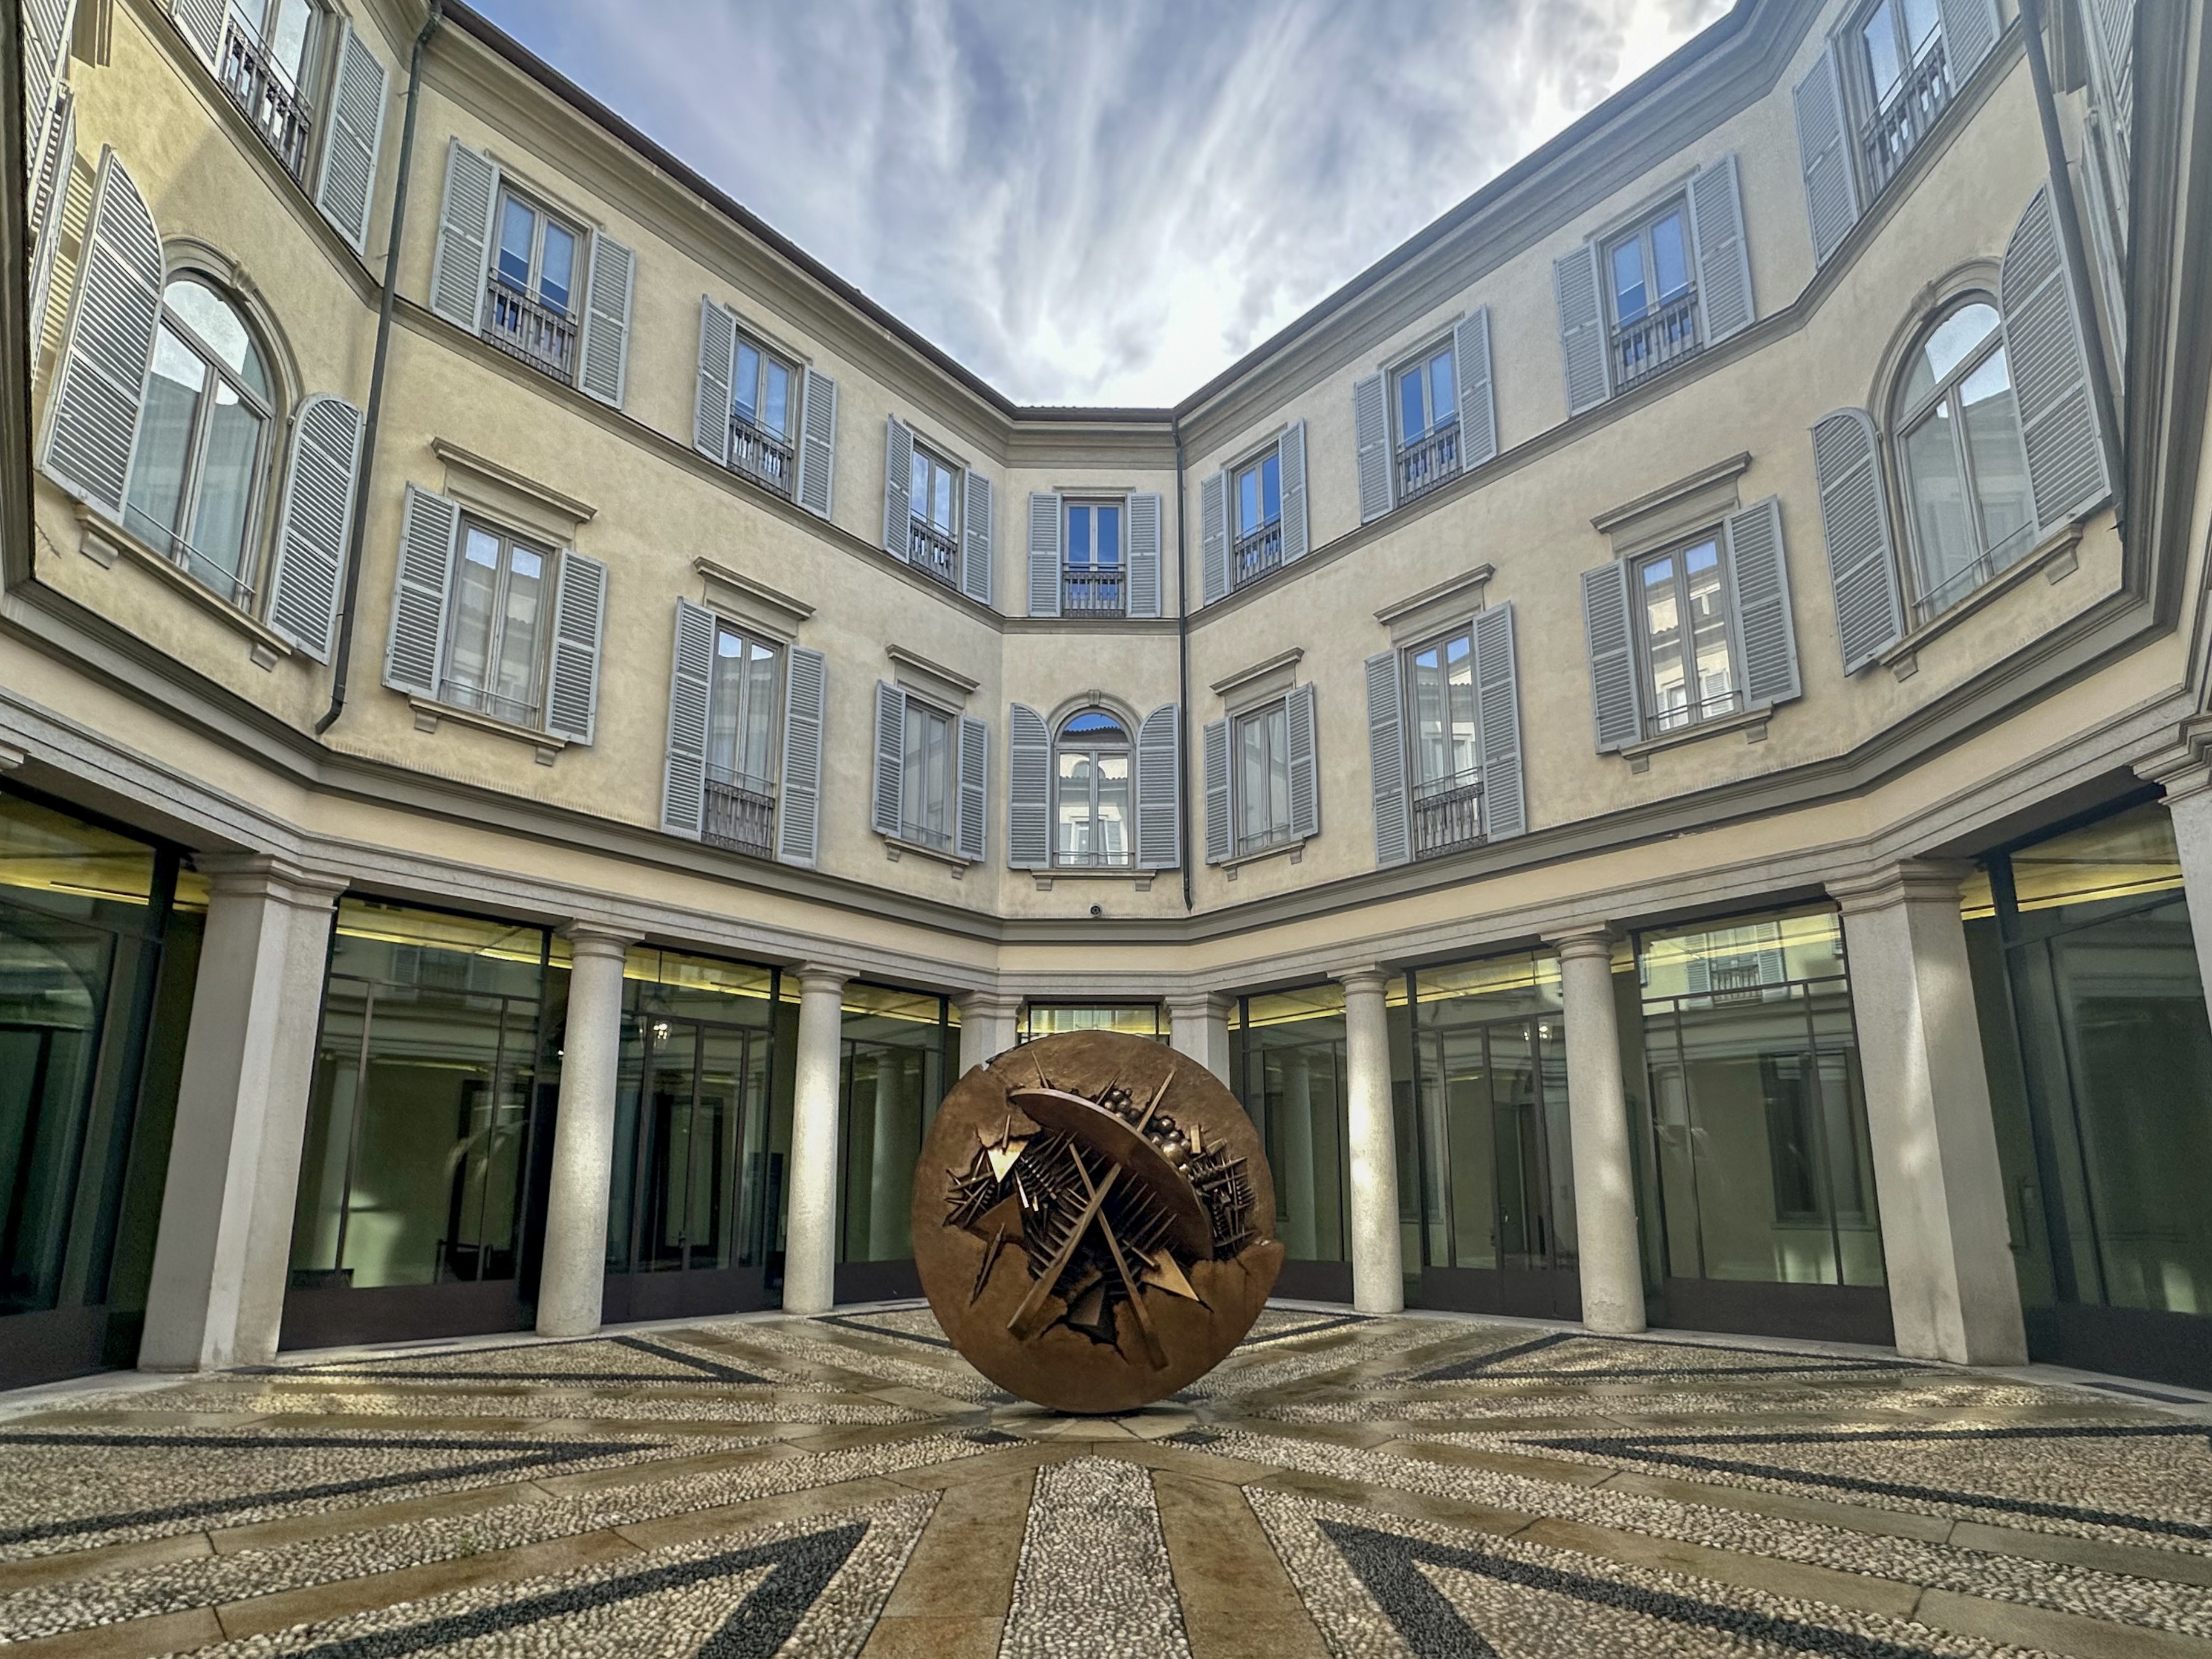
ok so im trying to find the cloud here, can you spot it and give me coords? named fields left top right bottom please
left=470, top=0, right=1733, bottom=404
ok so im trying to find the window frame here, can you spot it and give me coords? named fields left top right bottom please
left=704, top=620, right=783, bottom=797
left=1061, top=498, right=1126, bottom=616
left=1601, top=200, right=1694, bottom=333
left=1231, top=695, right=1295, bottom=858
left=1399, top=622, right=1488, bottom=858
left=1849, top=0, right=1942, bottom=120
left=1228, top=439, right=1285, bottom=592
left=231, top=0, right=325, bottom=97
left=439, top=515, right=556, bottom=730
left=1391, top=341, right=1458, bottom=451
left=491, top=184, right=584, bottom=319
left=730, top=332, right=796, bottom=443
left=905, top=438, right=963, bottom=586
left=1052, top=708, right=1134, bottom=869
left=897, top=693, right=958, bottom=852
left=1627, top=528, right=1746, bottom=739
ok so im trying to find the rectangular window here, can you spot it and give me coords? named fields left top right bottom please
left=441, top=521, right=549, bottom=728
left=1055, top=713, right=1131, bottom=866
left=219, top=0, right=320, bottom=178
left=1605, top=204, right=1697, bottom=389
left=1394, top=345, right=1461, bottom=502
left=1633, top=535, right=1740, bottom=736
left=1063, top=500, right=1124, bottom=615
left=1405, top=626, right=1483, bottom=857
left=1234, top=701, right=1292, bottom=855
left=1232, top=447, right=1284, bottom=588
left=483, top=189, right=582, bottom=383
left=1853, top=0, right=1951, bottom=195
left=729, top=335, right=796, bottom=496
left=900, top=700, right=955, bottom=849
left=906, top=444, right=961, bottom=588
left=703, top=625, right=779, bottom=861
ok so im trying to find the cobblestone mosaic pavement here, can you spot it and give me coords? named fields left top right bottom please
left=2, top=1305, right=2208, bottom=1656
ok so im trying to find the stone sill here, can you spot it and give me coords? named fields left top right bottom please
left=1032, top=868, right=1160, bottom=892
left=1214, top=837, right=1308, bottom=879
left=407, top=695, right=568, bottom=765
left=1617, top=704, right=1774, bottom=773
left=1881, top=521, right=2087, bottom=682
left=882, top=833, right=969, bottom=876
left=73, top=501, right=296, bottom=670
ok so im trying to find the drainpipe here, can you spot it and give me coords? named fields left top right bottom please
left=1172, top=418, right=1193, bottom=912
left=2017, top=0, right=2126, bottom=529
left=317, top=0, right=443, bottom=736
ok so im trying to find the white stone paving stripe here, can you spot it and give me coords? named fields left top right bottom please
left=999, top=1456, right=1192, bottom=1658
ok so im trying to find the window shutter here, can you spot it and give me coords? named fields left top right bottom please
left=2001, top=186, right=2113, bottom=534
left=1554, top=242, right=1610, bottom=416
left=1810, top=407, right=1907, bottom=673
left=1127, top=492, right=1162, bottom=618
left=1454, top=307, right=1497, bottom=469
left=25, top=94, right=74, bottom=353
left=1136, top=703, right=1180, bottom=868
left=1285, top=683, right=1319, bottom=842
left=1353, top=371, right=1392, bottom=522
left=961, top=469, right=994, bottom=605
left=660, top=599, right=716, bottom=837
left=39, top=148, right=161, bottom=518
left=1200, top=470, right=1230, bottom=603
left=957, top=715, right=988, bottom=863
left=2085, top=0, right=2135, bottom=151
left=1026, top=491, right=1061, bottom=617
left=882, top=418, right=914, bottom=559
left=693, top=298, right=734, bottom=463
left=1472, top=603, right=1526, bottom=841
left=1793, top=49, right=1860, bottom=267
left=1279, top=421, right=1310, bottom=563
left=1363, top=652, right=1409, bottom=868
left=576, top=232, right=634, bottom=408
left=545, top=548, right=607, bottom=744
left=1723, top=495, right=1801, bottom=710
left=794, top=367, right=838, bottom=518
left=22, top=0, right=74, bottom=184
left=871, top=681, right=905, bottom=839
left=428, top=138, right=498, bottom=332
left=169, top=0, right=222, bottom=67
left=265, top=394, right=363, bottom=661
left=314, top=24, right=387, bottom=255
left=1202, top=719, right=1231, bottom=865
left=1937, top=0, right=2002, bottom=82
left=1688, top=154, right=1755, bottom=346
left=777, top=646, right=825, bottom=867
left=1580, top=561, right=1643, bottom=752
left=383, top=484, right=460, bottom=698
left=1008, top=703, right=1050, bottom=869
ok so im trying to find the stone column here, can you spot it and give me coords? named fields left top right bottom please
left=140, top=854, right=345, bottom=1371
left=1336, top=968, right=1403, bottom=1313
left=783, top=965, right=846, bottom=1314
left=536, top=924, right=637, bottom=1339
left=1832, top=862, right=2026, bottom=1365
left=1549, top=930, right=1647, bottom=1335
left=957, top=991, right=1022, bottom=1074
left=1166, top=992, right=1232, bottom=1082
left=2152, top=764, right=2212, bottom=1005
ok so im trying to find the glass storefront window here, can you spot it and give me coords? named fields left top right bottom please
left=1017, top=1002, right=1163, bottom=1042
left=289, top=900, right=554, bottom=1291
left=1638, top=907, right=1884, bottom=1289
left=838, top=983, right=952, bottom=1265
left=1232, top=985, right=1349, bottom=1264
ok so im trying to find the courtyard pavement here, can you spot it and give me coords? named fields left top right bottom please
left=1, top=1303, right=2209, bottom=1656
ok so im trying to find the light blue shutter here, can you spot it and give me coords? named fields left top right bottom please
left=40, top=149, right=161, bottom=518
left=872, top=682, right=905, bottom=839
left=577, top=232, right=635, bottom=408
left=1279, top=422, right=1309, bottom=563
left=1937, top=0, right=2002, bottom=82
left=1473, top=603, right=1525, bottom=841
left=1581, top=561, right=1642, bottom=752
left=1364, top=651, right=1409, bottom=868
left=661, top=600, right=716, bottom=836
left=545, top=549, right=607, bottom=743
left=383, top=485, right=460, bottom=698
left=1127, top=492, right=1162, bottom=617
left=1202, top=719, right=1231, bottom=865
left=1454, top=308, right=1497, bottom=469
left=1200, top=470, right=1230, bottom=603
left=169, top=0, right=222, bottom=67
left=694, top=299, right=734, bottom=462
left=1723, top=496, right=1800, bottom=710
left=1812, top=408, right=1907, bottom=674
left=265, top=394, right=364, bottom=660
left=1689, top=154, right=1754, bottom=346
left=883, top=418, right=914, bottom=558
left=957, top=715, right=988, bottom=863
left=1027, top=492, right=1061, bottom=617
left=795, top=368, right=837, bottom=518
left=20, top=0, right=72, bottom=177
left=314, top=24, right=387, bottom=255
left=1137, top=703, right=1180, bottom=868
left=1009, top=703, right=1050, bottom=869
left=962, top=470, right=994, bottom=605
left=1285, top=683, right=1319, bottom=842
left=1353, top=372, right=1392, bottom=522
left=1555, top=242, right=1610, bottom=415
left=1794, top=48, right=1860, bottom=266
left=777, top=646, right=825, bottom=867
left=25, top=94, right=74, bottom=353
left=2001, top=186, right=2113, bottom=534
left=428, top=139, right=498, bottom=332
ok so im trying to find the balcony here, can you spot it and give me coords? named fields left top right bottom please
left=482, top=278, right=577, bottom=385
left=1397, top=420, right=1462, bottom=504
left=1862, top=36, right=1953, bottom=198
left=703, top=770, right=775, bottom=860
left=729, top=414, right=795, bottom=499
left=1612, top=288, right=1701, bottom=391
left=907, top=518, right=959, bottom=588
left=1232, top=522, right=1283, bottom=591
left=218, top=16, right=314, bottom=181
left=1410, top=770, right=1483, bottom=861
left=1062, top=565, right=1124, bottom=616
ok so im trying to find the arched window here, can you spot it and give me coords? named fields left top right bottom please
left=1892, top=299, right=2034, bottom=621
left=1055, top=710, right=1131, bottom=867
left=123, top=276, right=276, bottom=609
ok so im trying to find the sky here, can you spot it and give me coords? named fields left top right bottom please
left=470, top=0, right=1735, bottom=407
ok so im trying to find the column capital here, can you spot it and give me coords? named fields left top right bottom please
left=1544, top=927, right=1616, bottom=962
left=1827, top=859, right=1976, bottom=915
left=957, top=989, right=1024, bottom=1019
left=1330, top=966, right=1390, bottom=996
left=2132, top=716, right=2212, bottom=800
left=795, top=962, right=848, bottom=996
left=195, top=851, right=349, bottom=910
left=1163, top=990, right=1228, bottom=1016
left=559, top=921, right=639, bottom=959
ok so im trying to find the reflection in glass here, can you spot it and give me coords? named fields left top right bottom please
left=1896, top=300, right=2035, bottom=619
left=837, top=985, right=951, bottom=1264
left=1234, top=986, right=1350, bottom=1263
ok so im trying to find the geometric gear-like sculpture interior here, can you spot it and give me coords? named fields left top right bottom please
left=913, top=1029, right=1283, bottom=1414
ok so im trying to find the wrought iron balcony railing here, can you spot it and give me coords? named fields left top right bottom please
left=1397, top=420, right=1462, bottom=504
left=703, top=770, right=776, bottom=860
left=728, top=414, right=795, bottom=498
left=907, top=518, right=959, bottom=588
left=437, top=676, right=539, bottom=730
left=1612, top=288, right=1702, bottom=391
left=1410, top=770, right=1483, bottom=860
left=1235, top=821, right=1301, bottom=859
left=1232, top=522, right=1283, bottom=591
left=218, top=16, right=314, bottom=181
left=1062, top=565, right=1124, bottom=615
left=482, top=278, right=577, bottom=385
left=1644, top=686, right=1743, bottom=739
left=1862, top=36, right=1953, bottom=198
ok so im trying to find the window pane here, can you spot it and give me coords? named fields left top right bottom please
left=708, top=631, right=744, bottom=778
left=1641, top=553, right=1688, bottom=730
left=539, top=222, right=576, bottom=314
left=1096, top=504, right=1121, bottom=567
left=1065, top=504, right=1090, bottom=567
left=1651, top=212, right=1690, bottom=302
left=166, top=279, right=261, bottom=391
left=445, top=528, right=503, bottom=696
left=496, top=546, right=544, bottom=717
left=1445, top=634, right=1477, bottom=779
left=1611, top=236, right=1648, bottom=322
left=1903, top=303, right=2001, bottom=412
left=905, top=709, right=950, bottom=842
left=1959, top=346, right=2034, bottom=566
left=733, top=343, right=760, bottom=422
left=740, top=641, right=777, bottom=783
left=1430, top=349, right=1457, bottom=424
left=1399, top=366, right=1426, bottom=441
left=910, top=452, right=929, bottom=521
left=1237, top=466, right=1260, bottom=536
left=933, top=466, right=954, bottom=531
left=1097, top=755, right=1130, bottom=861
left=1684, top=541, right=1735, bottom=719
left=1863, top=6, right=1905, bottom=103
left=268, top=0, right=312, bottom=84
left=1902, top=0, right=1940, bottom=54
left=1261, top=453, right=1281, bottom=525
left=1410, top=645, right=1445, bottom=783
left=187, top=383, right=260, bottom=589
left=1902, top=404, right=1980, bottom=611
left=1056, top=750, right=1092, bottom=859
left=761, top=359, right=790, bottom=437
left=496, top=197, right=534, bottom=291
left=125, top=326, right=206, bottom=545
left=1266, top=706, right=1291, bottom=834
left=1236, top=716, right=1267, bottom=843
